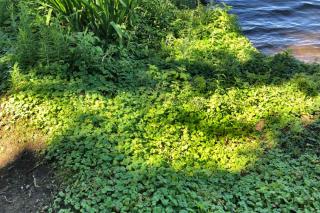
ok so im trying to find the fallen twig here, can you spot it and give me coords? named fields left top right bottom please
left=2, top=195, right=14, bottom=203
left=33, top=174, right=40, bottom=188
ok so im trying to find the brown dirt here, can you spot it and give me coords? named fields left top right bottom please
left=0, top=151, right=57, bottom=213
left=0, top=120, right=57, bottom=212
left=0, top=120, right=46, bottom=169
left=287, top=45, right=320, bottom=62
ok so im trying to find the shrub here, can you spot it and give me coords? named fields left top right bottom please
left=133, top=0, right=177, bottom=48
left=15, top=1, right=43, bottom=66
left=13, top=2, right=116, bottom=77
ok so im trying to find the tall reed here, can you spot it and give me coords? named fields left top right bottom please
left=45, top=0, right=136, bottom=41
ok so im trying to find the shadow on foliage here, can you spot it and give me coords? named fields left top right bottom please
left=276, top=115, right=320, bottom=157
left=44, top=109, right=320, bottom=211
left=170, top=47, right=320, bottom=96
left=3, top=45, right=319, bottom=210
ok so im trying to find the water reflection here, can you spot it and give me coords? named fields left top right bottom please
left=220, top=0, right=320, bottom=62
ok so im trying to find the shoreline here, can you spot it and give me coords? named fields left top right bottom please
left=257, top=45, right=320, bottom=63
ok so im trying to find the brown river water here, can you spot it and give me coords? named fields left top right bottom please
left=218, top=0, right=320, bottom=62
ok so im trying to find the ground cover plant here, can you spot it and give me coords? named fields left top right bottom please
left=0, top=0, right=320, bottom=212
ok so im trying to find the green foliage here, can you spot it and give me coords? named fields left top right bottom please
left=173, top=0, right=198, bottom=9
left=3, top=65, right=320, bottom=211
left=292, top=73, right=320, bottom=96
left=0, top=0, right=14, bottom=92
left=12, top=3, right=131, bottom=79
left=1, top=0, right=320, bottom=212
left=192, top=75, right=206, bottom=92
left=44, top=0, right=137, bottom=42
left=133, top=0, right=177, bottom=48
left=0, top=54, right=11, bottom=92
left=0, top=0, right=16, bottom=28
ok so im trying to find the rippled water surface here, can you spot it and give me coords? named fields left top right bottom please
left=219, top=0, right=320, bottom=61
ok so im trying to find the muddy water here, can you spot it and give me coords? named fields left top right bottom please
left=220, top=0, right=320, bottom=62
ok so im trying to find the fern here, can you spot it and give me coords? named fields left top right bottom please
left=38, top=21, right=69, bottom=66
left=15, top=2, right=39, bottom=66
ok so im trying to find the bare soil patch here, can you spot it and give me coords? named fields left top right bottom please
left=0, top=151, right=56, bottom=213
left=0, top=121, right=57, bottom=212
